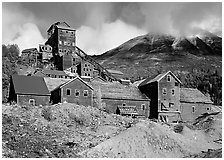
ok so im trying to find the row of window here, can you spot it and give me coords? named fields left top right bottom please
left=59, top=40, right=75, bottom=46
left=192, top=106, right=210, bottom=113
left=66, top=89, right=89, bottom=97
left=84, top=73, right=91, bottom=77
left=162, top=88, right=175, bottom=95
left=59, top=29, right=75, bottom=35
left=83, top=68, right=92, bottom=72
left=46, top=74, right=74, bottom=79
left=122, top=103, right=146, bottom=110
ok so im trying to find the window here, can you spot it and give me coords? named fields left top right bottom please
left=192, top=106, right=195, bottom=113
left=169, top=103, right=174, bottom=108
left=86, top=68, right=88, bottom=72
left=72, top=42, right=75, bottom=46
left=83, top=90, right=88, bottom=97
left=59, top=40, right=62, bottom=45
left=122, top=103, right=126, bottom=106
left=167, top=75, right=171, bottom=82
left=75, top=90, right=80, bottom=97
left=162, top=88, right=167, bottom=95
left=64, top=49, right=67, bottom=53
left=171, top=89, right=175, bottom=96
left=207, top=107, right=210, bottom=111
left=83, top=68, right=85, bottom=71
left=66, top=89, right=71, bottom=96
left=175, top=82, right=179, bottom=86
left=29, top=99, right=35, bottom=106
left=141, top=104, right=145, bottom=110
left=88, top=73, right=90, bottom=76
left=84, top=73, right=87, bottom=76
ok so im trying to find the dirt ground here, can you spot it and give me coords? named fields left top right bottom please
left=2, top=103, right=222, bottom=158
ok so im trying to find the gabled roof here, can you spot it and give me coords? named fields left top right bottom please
left=56, top=76, right=94, bottom=91
left=42, top=69, right=68, bottom=76
left=139, top=71, right=182, bottom=87
left=88, top=80, right=149, bottom=101
left=180, top=88, right=213, bottom=104
left=107, top=69, right=124, bottom=75
left=11, top=75, right=50, bottom=96
left=47, top=21, right=76, bottom=32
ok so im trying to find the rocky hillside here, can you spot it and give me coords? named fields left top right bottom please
left=93, top=31, right=222, bottom=81
left=2, top=103, right=222, bottom=158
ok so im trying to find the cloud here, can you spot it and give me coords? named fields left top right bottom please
left=2, top=3, right=46, bottom=53
left=76, top=19, right=147, bottom=55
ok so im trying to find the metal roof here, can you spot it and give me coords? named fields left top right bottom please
left=180, top=88, right=213, bottom=104
left=11, top=75, right=50, bottom=96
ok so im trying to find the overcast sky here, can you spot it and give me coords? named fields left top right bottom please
left=2, top=2, right=222, bottom=55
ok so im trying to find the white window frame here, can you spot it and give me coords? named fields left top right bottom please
left=171, top=89, right=175, bottom=96
left=167, top=75, right=171, bottom=82
left=66, top=88, right=71, bottom=96
left=141, top=104, right=145, bottom=110
left=83, top=90, right=88, bottom=97
left=162, top=88, right=167, bottom=95
left=29, top=99, right=35, bottom=106
left=75, top=89, right=80, bottom=97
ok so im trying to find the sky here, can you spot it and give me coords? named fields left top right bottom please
left=2, top=2, right=222, bottom=55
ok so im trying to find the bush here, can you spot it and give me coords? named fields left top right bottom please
left=41, top=107, right=53, bottom=121
left=173, top=123, right=184, bottom=133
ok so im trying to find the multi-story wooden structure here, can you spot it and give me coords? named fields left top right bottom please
left=21, top=48, right=40, bottom=66
left=39, top=44, right=53, bottom=63
left=45, top=22, right=79, bottom=70
left=138, top=71, right=182, bottom=122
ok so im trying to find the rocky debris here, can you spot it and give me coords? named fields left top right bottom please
left=185, top=148, right=222, bottom=158
left=2, top=103, right=139, bottom=158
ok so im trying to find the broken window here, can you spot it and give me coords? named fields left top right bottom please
left=171, top=89, right=175, bottom=95
left=66, top=89, right=71, bottom=96
left=141, top=104, right=145, bottom=110
left=29, top=99, right=35, bottom=106
left=83, top=90, right=88, bottom=97
left=75, top=90, right=80, bottom=97
left=162, top=88, right=167, bottom=95
left=167, top=75, right=171, bottom=82
left=192, top=106, right=195, bottom=113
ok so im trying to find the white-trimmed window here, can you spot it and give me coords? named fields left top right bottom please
left=64, top=49, right=67, bottom=53
left=75, top=89, right=80, bottom=97
left=192, top=106, right=195, bottom=113
left=167, top=75, right=171, bottom=82
left=207, top=107, right=210, bottom=111
left=66, top=88, right=71, bottom=96
left=83, top=90, right=88, bottom=97
left=29, top=99, right=35, bottom=106
left=59, top=49, right=62, bottom=53
left=162, top=88, right=167, bottom=95
left=171, top=89, right=175, bottom=96
left=141, top=104, right=145, bottom=110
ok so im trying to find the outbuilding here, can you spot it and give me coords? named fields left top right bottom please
left=8, top=75, right=50, bottom=106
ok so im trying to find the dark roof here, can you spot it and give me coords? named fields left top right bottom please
left=11, top=75, right=50, bottom=96
left=180, top=88, right=213, bottom=103
left=42, top=69, right=68, bottom=76
left=88, top=80, right=149, bottom=101
left=139, top=71, right=182, bottom=87
left=47, top=22, right=76, bottom=32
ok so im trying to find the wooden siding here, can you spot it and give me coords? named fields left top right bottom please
left=60, top=79, right=93, bottom=106
left=180, top=102, right=212, bottom=122
left=101, top=98, right=150, bottom=118
left=17, top=94, right=50, bottom=106
left=158, top=72, right=180, bottom=112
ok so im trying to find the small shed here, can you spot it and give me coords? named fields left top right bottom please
left=8, top=75, right=50, bottom=106
left=180, top=88, right=213, bottom=122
